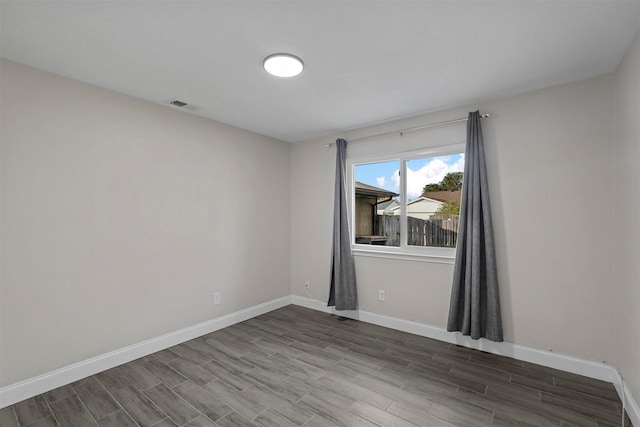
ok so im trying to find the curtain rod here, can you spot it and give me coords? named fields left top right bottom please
left=326, top=113, right=491, bottom=147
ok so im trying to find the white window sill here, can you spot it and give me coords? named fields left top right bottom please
left=352, top=247, right=456, bottom=264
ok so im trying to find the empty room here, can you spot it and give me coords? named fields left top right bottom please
left=1, top=1, right=639, bottom=426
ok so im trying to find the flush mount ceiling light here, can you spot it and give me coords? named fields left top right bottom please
left=263, top=53, right=304, bottom=77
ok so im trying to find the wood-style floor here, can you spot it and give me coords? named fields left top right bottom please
left=1, top=305, right=632, bottom=427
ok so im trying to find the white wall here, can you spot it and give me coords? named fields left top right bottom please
left=0, top=60, right=291, bottom=387
left=292, top=74, right=616, bottom=365
left=407, top=198, right=443, bottom=220
left=613, top=29, right=640, bottom=404
left=2, top=42, right=636, bottom=404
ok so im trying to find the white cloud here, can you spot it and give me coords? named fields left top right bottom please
left=391, top=156, right=466, bottom=200
left=406, top=159, right=448, bottom=199
left=376, top=176, right=386, bottom=187
left=449, top=153, right=465, bottom=173
left=391, top=169, right=400, bottom=189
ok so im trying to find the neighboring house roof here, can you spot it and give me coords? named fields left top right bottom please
left=420, top=190, right=462, bottom=203
left=355, top=181, right=399, bottom=198
left=408, top=196, right=443, bottom=206
left=389, top=196, right=443, bottom=213
left=377, top=199, right=397, bottom=211
left=377, top=199, right=400, bottom=215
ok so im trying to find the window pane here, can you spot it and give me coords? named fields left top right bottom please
left=354, top=161, right=400, bottom=246
left=406, top=154, right=464, bottom=247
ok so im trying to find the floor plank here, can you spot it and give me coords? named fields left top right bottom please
left=49, top=394, right=98, bottom=427
left=3, top=305, right=632, bottom=427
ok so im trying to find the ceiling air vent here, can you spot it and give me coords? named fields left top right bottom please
left=169, top=99, right=188, bottom=107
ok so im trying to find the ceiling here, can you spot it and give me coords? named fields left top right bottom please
left=2, top=1, right=639, bottom=143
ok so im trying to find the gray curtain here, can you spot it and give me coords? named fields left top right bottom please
left=328, top=138, right=358, bottom=310
left=447, top=111, right=503, bottom=342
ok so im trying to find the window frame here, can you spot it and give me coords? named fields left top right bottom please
left=348, top=142, right=465, bottom=264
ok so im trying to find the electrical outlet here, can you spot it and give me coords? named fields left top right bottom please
left=304, top=281, right=310, bottom=289
left=213, top=292, right=221, bottom=305
left=378, top=290, right=386, bottom=301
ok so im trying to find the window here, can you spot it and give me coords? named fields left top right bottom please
left=350, top=144, right=464, bottom=262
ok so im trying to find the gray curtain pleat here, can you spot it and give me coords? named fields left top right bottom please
left=447, top=111, right=503, bottom=342
left=328, top=138, right=358, bottom=310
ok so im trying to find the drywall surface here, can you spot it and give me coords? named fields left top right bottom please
left=614, top=28, right=640, bottom=403
left=0, top=60, right=291, bottom=386
left=291, top=74, right=616, bottom=365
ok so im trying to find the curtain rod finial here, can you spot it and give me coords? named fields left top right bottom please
left=482, top=113, right=491, bottom=118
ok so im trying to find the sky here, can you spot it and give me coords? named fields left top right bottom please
left=355, top=153, right=464, bottom=200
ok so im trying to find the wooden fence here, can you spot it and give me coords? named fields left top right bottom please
left=376, top=215, right=459, bottom=247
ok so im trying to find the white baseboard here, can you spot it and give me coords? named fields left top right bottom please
left=612, top=369, right=640, bottom=427
left=0, top=296, right=292, bottom=408
left=291, top=295, right=640, bottom=426
left=3, top=293, right=638, bottom=427
left=629, top=389, right=640, bottom=427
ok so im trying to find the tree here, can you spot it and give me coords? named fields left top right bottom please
left=435, top=201, right=461, bottom=215
left=423, top=183, right=442, bottom=192
left=422, top=172, right=463, bottom=193
left=440, top=172, right=463, bottom=191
